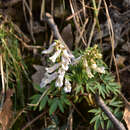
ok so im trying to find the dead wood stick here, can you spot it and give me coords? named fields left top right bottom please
left=13, top=34, right=43, bottom=51
left=43, top=13, right=72, bottom=54
left=94, top=94, right=126, bottom=130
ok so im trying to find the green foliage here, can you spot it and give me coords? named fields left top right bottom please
left=0, top=14, right=28, bottom=107
left=30, top=85, right=71, bottom=115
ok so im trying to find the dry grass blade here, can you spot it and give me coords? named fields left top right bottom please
left=87, top=0, right=102, bottom=47
left=81, top=0, right=87, bottom=19
left=66, top=8, right=84, bottom=21
left=22, top=0, right=35, bottom=43
left=40, top=0, right=45, bottom=20
left=69, top=0, right=86, bottom=47
left=75, top=18, right=88, bottom=46
left=103, top=0, right=120, bottom=83
left=0, top=55, right=5, bottom=110
left=29, top=0, right=35, bottom=43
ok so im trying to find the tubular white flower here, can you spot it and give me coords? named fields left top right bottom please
left=63, top=49, right=74, bottom=59
left=97, top=53, right=102, bottom=59
left=42, top=42, right=56, bottom=54
left=62, top=49, right=70, bottom=58
left=96, top=67, right=105, bottom=74
left=49, top=49, right=61, bottom=62
left=84, top=59, right=89, bottom=67
left=58, top=67, right=66, bottom=75
left=69, top=53, right=75, bottom=59
left=62, top=63, right=69, bottom=71
left=61, top=57, right=70, bottom=71
left=91, top=64, right=105, bottom=74
left=64, top=79, right=71, bottom=93
left=45, top=63, right=61, bottom=73
left=91, top=63, right=97, bottom=69
left=62, top=55, right=71, bottom=63
left=61, top=49, right=73, bottom=71
left=86, top=67, right=94, bottom=78
left=41, top=41, right=74, bottom=90
left=40, top=72, right=58, bottom=88
left=55, top=75, right=64, bottom=87
left=83, top=59, right=93, bottom=78
left=55, top=67, right=66, bottom=87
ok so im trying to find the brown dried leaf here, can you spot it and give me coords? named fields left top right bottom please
left=0, top=89, right=14, bottom=130
left=61, top=24, right=73, bottom=49
left=116, top=54, right=126, bottom=67
left=123, top=102, right=130, bottom=130
left=31, top=65, right=45, bottom=85
left=122, top=42, right=130, bottom=53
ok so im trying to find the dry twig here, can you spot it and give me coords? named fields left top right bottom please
left=94, top=94, right=126, bottom=130
left=43, top=13, right=71, bottom=54
left=103, top=0, right=120, bottom=83
left=21, top=111, right=47, bottom=130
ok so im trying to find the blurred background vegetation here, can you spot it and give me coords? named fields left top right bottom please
left=0, top=0, right=130, bottom=129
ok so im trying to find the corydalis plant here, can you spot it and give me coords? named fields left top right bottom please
left=41, top=40, right=74, bottom=93
left=31, top=42, right=123, bottom=129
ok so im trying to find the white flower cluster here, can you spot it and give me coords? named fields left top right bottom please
left=83, top=59, right=105, bottom=78
left=40, top=41, right=74, bottom=93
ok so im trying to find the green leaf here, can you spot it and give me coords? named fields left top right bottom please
left=102, top=112, right=108, bottom=120
left=109, top=97, right=123, bottom=107
left=30, top=94, right=41, bottom=110
left=30, top=94, right=41, bottom=101
left=86, top=83, right=96, bottom=94
left=58, top=100, right=64, bottom=113
left=34, top=84, right=45, bottom=93
left=100, top=116, right=104, bottom=129
left=89, top=108, right=101, bottom=115
left=107, top=120, right=113, bottom=129
left=90, top=115, right=100, bottom=124
left=49, top=98, right=58, bottom=115
left=75, top=84, right=82, bottom=94
left=39, top=95, right=48, bottom=111
left=48, top=98, right=53, bottom=106
left=94, top=117, right=100, bottom=130
left=63, top=98, right=71, bottom=106
left=105, top=85, right=111, bottom=94
left=114, top=111, right=123, bottom=119
left=81, top=87, right=84, bottom=94
left=74, top=95, right=80, bottom=103
left=60, top=95, right=65, bottom=104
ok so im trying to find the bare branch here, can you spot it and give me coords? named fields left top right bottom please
left=94, top=94, right=126, bottom=130
left=43, top=13, right=72, bottom=54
